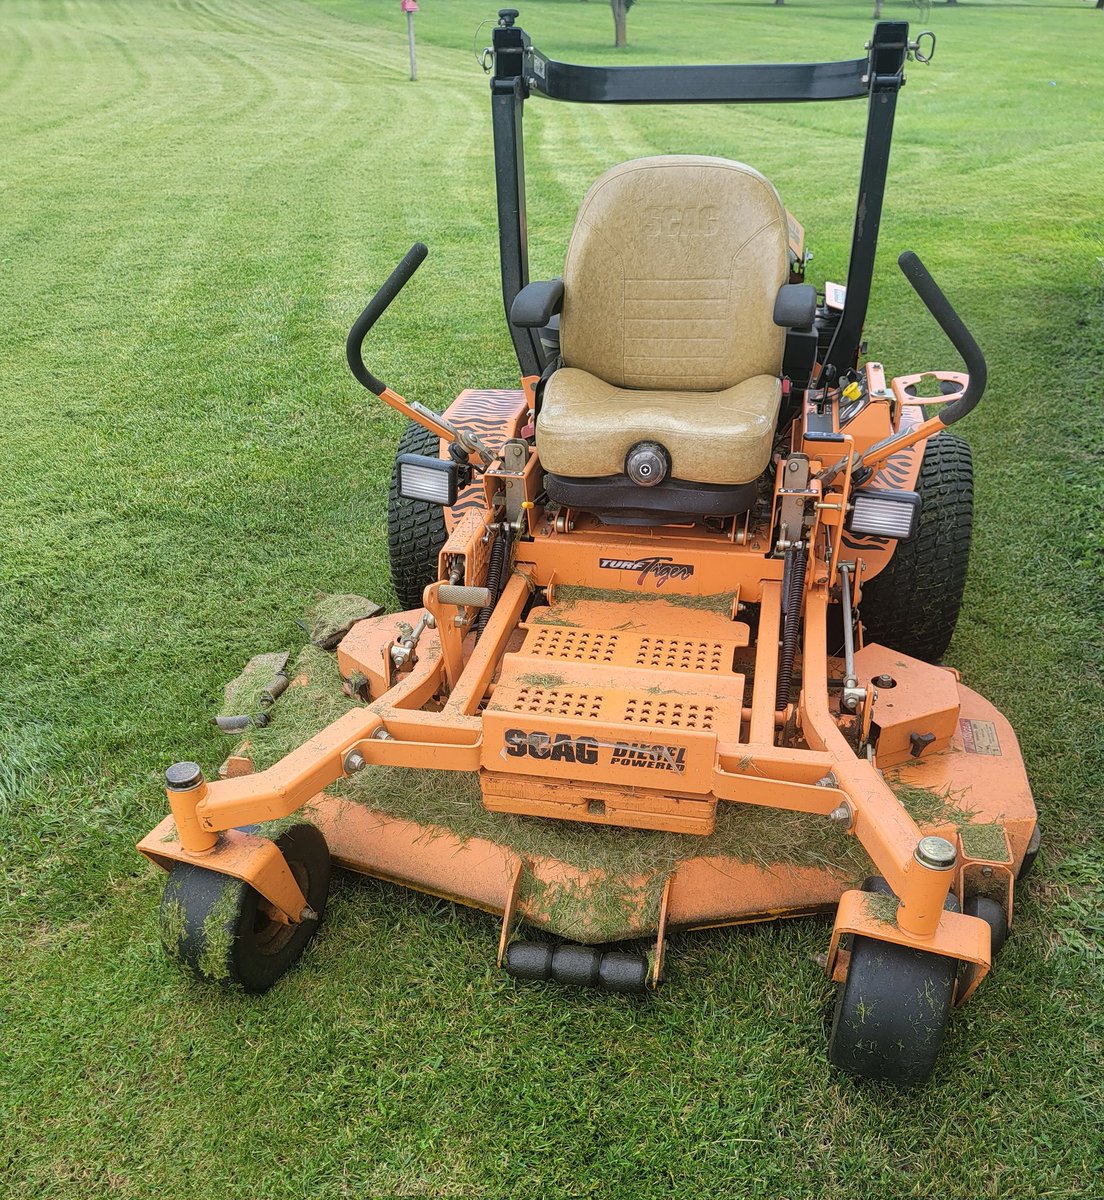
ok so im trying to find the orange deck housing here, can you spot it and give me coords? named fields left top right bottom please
left=139, top=389, right=1036, bottom=998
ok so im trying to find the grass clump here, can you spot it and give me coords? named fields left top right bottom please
left=888, top=778, right=977, bottom=830
left=196, top=884, right=240, bottom=983
left=158, top=896, right=188, bottom=957
left=521, top=870, right=664, bottom=944
left=863, top=892, right=901, bottom=927
left=552, top=586, right=736, bottom=616
left=304, top=593, right=382, bottom=650
left=959, top=822, right=1011, bottom=864
left=218, top=651, right=289, bottom=719
left=517, top=672, right=566, bottom=688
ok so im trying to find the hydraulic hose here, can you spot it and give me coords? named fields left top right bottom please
left=346, top=242, right=428, bottom=396
left=898, top=251, right=987, bottom=425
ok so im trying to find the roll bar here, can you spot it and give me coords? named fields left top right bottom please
left=490, top=11, right=914, bottom=380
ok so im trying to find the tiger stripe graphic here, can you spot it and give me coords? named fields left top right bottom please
left=438, top=389, right=529, bottom=529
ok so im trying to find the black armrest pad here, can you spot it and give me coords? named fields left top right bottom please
left=510, top=278, right=565, bottom=328
left=773, top=283, right=817, bottom=329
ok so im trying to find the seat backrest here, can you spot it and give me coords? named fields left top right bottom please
left=560, top=156, right=789, bottom=392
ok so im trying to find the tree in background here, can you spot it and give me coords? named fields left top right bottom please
left=611, top=0, right=635, bottom=46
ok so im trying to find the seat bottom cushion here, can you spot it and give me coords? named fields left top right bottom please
left=536, top=368, right=781, bottom=485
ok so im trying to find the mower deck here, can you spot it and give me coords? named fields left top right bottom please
left=140, top=596, right=1032, bottom=958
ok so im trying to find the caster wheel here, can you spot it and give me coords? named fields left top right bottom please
left=829, top=876, right=959, bottom=1085
left=504, top=941, right=554, bottom=981
left=1018, top=823, right=1041, bottom=881
left=964, top=895, right=1009, bottom=956
left=159, top=823, right=330, bottom=993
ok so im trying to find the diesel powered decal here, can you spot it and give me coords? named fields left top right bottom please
left=598, top=556, right=694, bottom=587
left=504, top=729, right=686, bottom=772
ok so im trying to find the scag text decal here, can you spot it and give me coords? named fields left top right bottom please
left=504, top=729, right=686, bottom=772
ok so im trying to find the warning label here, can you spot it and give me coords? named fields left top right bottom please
left=960, top=718, right=1002, bottom=756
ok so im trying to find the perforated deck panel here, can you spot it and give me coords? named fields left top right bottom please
left=491, top=594, right=748, bottom=734
left=526, top=625, right=732, bottom=673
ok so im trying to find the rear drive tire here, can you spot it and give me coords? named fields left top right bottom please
left=860, top=432, right=973, bottom=662
left=388, top=420, right=449, bottom=611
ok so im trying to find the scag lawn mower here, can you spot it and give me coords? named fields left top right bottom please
left=140, top=14, right=1038, bottom=1085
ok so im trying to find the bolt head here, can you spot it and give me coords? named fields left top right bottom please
left=165, top=761, right=204, bottom=790
left=915, top=835, right=957, bottom=870
left=343, top=750, right=367, bottom=774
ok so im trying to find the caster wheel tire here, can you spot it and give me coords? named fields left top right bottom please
left=828, top=933, right=956, bottom=1086
left=504, top=940, right=554, bottom=981
left=159, top=823, right=330, bottom=993
left=830, top=876, right=959, bottom=1086
left=964, top=895, right=1009, bottom=956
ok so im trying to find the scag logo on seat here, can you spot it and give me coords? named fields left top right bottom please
left=504, top=729, right=686, bottom=773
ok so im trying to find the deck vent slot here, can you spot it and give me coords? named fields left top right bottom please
left=515, top=687, right=603, bottom=720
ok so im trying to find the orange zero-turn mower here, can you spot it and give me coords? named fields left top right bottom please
left=139, top=13, right=1038, bottom=1085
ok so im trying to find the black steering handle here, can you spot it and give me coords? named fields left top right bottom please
left=898, top=250, right=987, bottom=425
left=346, top=242, right=428, bottom=395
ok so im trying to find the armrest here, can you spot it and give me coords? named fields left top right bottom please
left=510, top=278, right=565, bottom=328
left=773, top=283, right=817, bottom=329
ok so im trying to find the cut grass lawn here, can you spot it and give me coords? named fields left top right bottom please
left=1, top=0, right=1102, bottom=1195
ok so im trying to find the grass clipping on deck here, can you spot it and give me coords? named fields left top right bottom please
left=243, top=645, right=873, bottom=900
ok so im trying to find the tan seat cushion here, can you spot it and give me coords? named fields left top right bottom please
left=535, top=156, right=790, bottom=489
left=538, top=367, right=781, bottom=485
left=560, top=156, right=789, bottom=392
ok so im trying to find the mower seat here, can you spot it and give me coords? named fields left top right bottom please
left=529, top=155, right=790, bottom=521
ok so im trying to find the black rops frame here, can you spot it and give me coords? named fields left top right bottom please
left=489, top=10, right=910, bottom=381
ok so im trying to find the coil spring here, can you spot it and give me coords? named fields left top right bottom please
left=474, top=525, right=512, bottom=640
left=774, top=545, right=806, bottom=711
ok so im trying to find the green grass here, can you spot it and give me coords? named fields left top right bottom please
left=1, top=0, right=1102, bottom=1195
